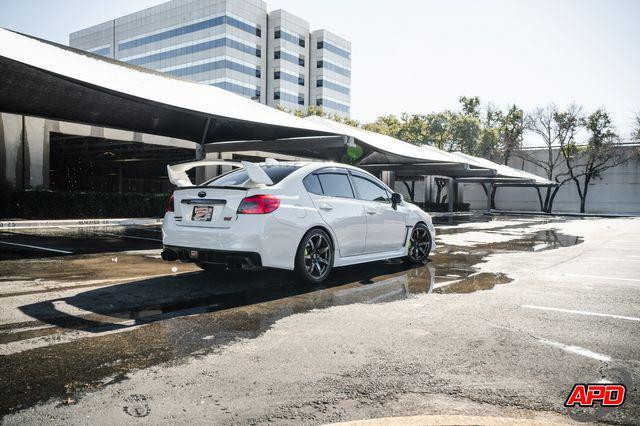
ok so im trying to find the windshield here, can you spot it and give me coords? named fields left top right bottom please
left=205, top=165, right=300, bottom=187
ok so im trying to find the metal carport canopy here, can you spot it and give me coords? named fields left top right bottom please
left=204, top=115, right=482, bottom=175
left=0, top=28, right=338, bottom=143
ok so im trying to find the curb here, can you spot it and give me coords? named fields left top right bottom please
left=0, top=218, right=162, bottom=230
left=329, top=415, right=569, bottom=425
left=490, top=209, right=639, bottom=218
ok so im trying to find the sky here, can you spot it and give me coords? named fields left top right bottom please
left=1, top=0, right=639, bottom=135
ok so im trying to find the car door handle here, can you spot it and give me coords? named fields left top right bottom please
left=366, top=208, right=376, bottom=215
left=318, top=203, right=333, bottom=211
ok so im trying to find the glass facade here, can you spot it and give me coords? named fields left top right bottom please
left=165, top=58, right=261, bottom=79
left=317, top=60, right=351, bottom=77
left=90, top=47, right=111, bottom=57
left=274, top=90, right=305, bottom=105
left=275, top=28, right=305, bottom=47
left=317, top=40, right=351, bottom=59
left=316, top=79, right=350, bottom=95
left=124, top=37, right=260, bottom=66
left=274, top=50, right=304, bottom=67
left=316, top=97, right=350, bottom=113
left=118, top=14, right=261, bottom=51
left=211, top=80, right=261, bottom=100
left=274, top=69, right=304, bottom=86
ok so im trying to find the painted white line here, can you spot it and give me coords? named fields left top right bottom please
left=522, top=305, right=640, bottom=322
left=0, top=240, right=73, bottom=254
left=596, top=258, right=640, bottom=262
left=538, top=338, right=611, bottom=362
left=565, top=273, right=640, bottom=283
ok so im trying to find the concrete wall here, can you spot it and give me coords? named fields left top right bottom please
left=462, top=147, right=640, bottom=214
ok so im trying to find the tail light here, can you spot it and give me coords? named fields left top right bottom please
left=237, top=194, right=280, bottom=214
left=167, top=195, right=174, bottom=213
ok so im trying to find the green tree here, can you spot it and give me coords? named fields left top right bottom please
left=519, top=104, right=581, bottom=212
left=498, top=104, right=526, bottom=165
left=565, top=109, right=630, bottom=213
left=459, top=96, right=481, bottom=118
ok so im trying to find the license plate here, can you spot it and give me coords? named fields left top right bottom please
left=192, top=206, right=214, bottom=221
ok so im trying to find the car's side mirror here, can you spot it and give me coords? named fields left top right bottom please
left=391, top=192, right=403, bottom=209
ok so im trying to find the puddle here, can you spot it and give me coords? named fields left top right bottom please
left=0, top=220, right=584, bottom=415
left=0, top=225, right=161, bottom=260
left=433, top=272, right=512, bottom=294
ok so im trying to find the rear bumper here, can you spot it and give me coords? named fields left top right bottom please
left=162, top=245, right=262, bottom=269
left=161, top=212, right=304, bottom=270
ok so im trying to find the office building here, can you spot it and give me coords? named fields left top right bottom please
left=70, top=0, right=351, bottom=117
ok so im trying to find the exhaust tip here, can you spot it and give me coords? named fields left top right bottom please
left=161, top=249, right=177, bottom=261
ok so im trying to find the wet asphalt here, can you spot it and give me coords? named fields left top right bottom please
left=0, top=214, right=638, bottom=423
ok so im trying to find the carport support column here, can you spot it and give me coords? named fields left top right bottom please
left=195, top=117, right=211, bottom=184
left=382, top=170, right=396, bottom=191
left=486, top=183, right=493, bottom=212
left=447, top=178, right=454, bottom=213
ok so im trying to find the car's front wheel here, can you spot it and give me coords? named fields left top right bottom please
left=405, top=223, right=432, bottom=263
left=295, top=228, right=334, bottom=284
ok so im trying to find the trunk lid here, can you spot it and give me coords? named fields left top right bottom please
left=172, top=187, right=247, bottom=228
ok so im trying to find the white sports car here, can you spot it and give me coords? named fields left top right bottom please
left=161, top=160, right=435, bottom=284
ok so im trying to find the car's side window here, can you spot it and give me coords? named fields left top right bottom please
left=303, top=174, right=323, bottom=195
left=317, top=173, right=354, bottom=198
left=352, top=176, right=390, bottom=203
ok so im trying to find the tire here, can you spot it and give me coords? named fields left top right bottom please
left=195, top=262, right=226, bottom=273
left=405, top=223, right=432, bottom=264
left=295, top=228, right=334, bottom=285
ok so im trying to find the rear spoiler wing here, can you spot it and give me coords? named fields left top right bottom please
left=167, top=160, right=274, bottom=187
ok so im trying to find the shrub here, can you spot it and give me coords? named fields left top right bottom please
left=415, top=202, right=470, bottom=212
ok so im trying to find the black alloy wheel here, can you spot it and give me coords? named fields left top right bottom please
left=295, top=228, right=334, bottom=284
left=407, top=223, right=431, bottom=263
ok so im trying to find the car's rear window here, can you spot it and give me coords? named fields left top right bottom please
left=206, top=165, right=300, bottom=187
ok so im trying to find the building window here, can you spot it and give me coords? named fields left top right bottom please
left=316, top=97, right=350, bottom=113
left=118, top=14, right=263, bottom=51
left=274, top=70, right=280, bottom=80
left=275, top=27, right=305, bottom=48
left=275, top=50, right=304, bottom=67
left=275, top=90, right=305, bottom=105
left=316, top=79, right=350, bottom=95
left=317, top=40, right=351, bottom=59
left=317, top=60, right=350, bottom=77
left=123, top=37, right=262, bottom=67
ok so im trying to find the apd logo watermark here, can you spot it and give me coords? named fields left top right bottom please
left=565, top=368, right=632, bottom=422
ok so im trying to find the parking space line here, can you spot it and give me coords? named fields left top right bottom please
left=565, top=273, right=640, bottom=283
left=522, top=305, right=640, bottom=322
left=538, top=338, right=611, bottom=361
left=0, top=240, right=73, bottom=254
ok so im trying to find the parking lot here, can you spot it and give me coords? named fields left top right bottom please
left=0, top=214, right=638, bottom=424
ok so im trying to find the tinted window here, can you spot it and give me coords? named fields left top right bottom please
left=207, top=165, right=299, bottom=187
left=317, top=173, right=354, bottom=198
left=303, top=174, right=322, bottom=194
left=352, top=176, right=389, bottom=202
